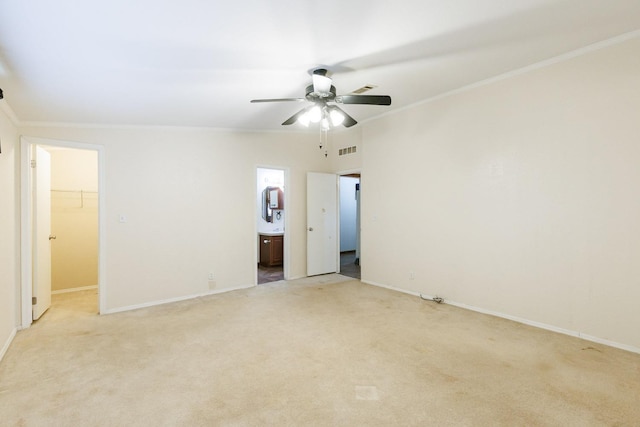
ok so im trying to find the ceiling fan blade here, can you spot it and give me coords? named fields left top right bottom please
left=250, top=98, right=305, bottom=103
left=282, top=108, right=308, bottom=126
left=332, top=106, right=358, bottom=128
left=335, top=95, right=392, bottom=105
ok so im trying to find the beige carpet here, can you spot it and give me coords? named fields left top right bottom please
left=1, top=275, right=639, bottom=426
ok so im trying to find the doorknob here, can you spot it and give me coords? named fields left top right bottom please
left=49, top=235, right=57, bottom=240
left=308, top=227, right=313, bottom=231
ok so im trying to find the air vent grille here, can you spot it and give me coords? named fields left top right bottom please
left=339, top=146, right=357, bottom=156
left=351, top=85, right=377, bottom=94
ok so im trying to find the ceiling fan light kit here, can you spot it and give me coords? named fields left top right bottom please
left=296, top=104, right=345, bottom=129
left=251, top=68, right=391, bottom=130
left=329, top=108, right=345, bottom=126
left=307, top=105, right=323, bottom=123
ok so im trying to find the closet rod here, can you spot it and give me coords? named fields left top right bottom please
left=51, top=189, right=98, bottom=193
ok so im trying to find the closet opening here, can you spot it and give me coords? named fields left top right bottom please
left=20, top=137, right=105, bottom=328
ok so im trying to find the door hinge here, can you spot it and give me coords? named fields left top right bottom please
left=32, top=296, right=37, bottom=305
left=30, top=159, right=36, bottom=168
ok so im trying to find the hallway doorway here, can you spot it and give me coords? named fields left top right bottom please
left=339, top=174, right=361, bottom=280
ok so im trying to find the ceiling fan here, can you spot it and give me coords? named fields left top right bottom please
left=250, top=68, right=391, bottom=129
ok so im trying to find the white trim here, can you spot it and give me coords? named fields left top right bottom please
left=578, top=333, right=640, bottom=355
left=0, top=328, right=17, bottom=363
left=102, top=284, right=255, bottom=315
left=337, top=170, right=361, bottom=267
left=10, top=31, right=640, bottom=133
left=20, top=140, right=33, bottom=328
left=97, top=142, right=107, bottom=315
left=362, top=279, right=422, bottom=298
left=337, top=168, right=362, bottom=176
left=51, top=285, right=98, bottom=295
left=362, top=280, right=640, bottom=355
left=445, top=300, right=640, bottom=355
left=18, top=120, right=311, bottom=135
left=20, top=136, right=106, bottom=328
left=0, top=101, right=20, bottom=127
left=361, top=29, right=640, bottom=127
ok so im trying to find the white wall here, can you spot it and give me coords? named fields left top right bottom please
left=339, top=176, right=359, bottom=252
left=329, top=128, right=362, bottom=173
left=0, top=106, right=19, bottom=361
left=6, top=36, right=639, bottom=354
left=18, top=127, right=331, bottom=312
left=360, top=37, right=640, bottom=351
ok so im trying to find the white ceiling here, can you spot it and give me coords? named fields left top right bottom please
left=1, top=0, right=639, bottom=131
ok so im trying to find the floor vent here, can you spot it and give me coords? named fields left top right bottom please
left=339, top=146, right=357, bottom=156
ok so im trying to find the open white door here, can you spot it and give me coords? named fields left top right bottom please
left=33, top=146, right=52, bottom=320
left=307, top=172, right=337, bottom=276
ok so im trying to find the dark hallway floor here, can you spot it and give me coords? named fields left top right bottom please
left=339, top=250, right=360, bottom=280
left=258, top=251, right=361, bottom=284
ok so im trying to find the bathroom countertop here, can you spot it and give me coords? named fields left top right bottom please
left=259, top=231, right=284, bottom=236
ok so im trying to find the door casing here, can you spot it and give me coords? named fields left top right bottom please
left=255, top=165, right=290, bottom=284
left=32, top=146, right=52, bottom=320
left=20, top=136, right=106, bottom=328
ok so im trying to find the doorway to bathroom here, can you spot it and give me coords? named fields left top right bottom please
left=257, top=167, right=286, bottom=284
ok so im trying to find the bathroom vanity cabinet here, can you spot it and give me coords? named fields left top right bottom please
left=259, top=233, right=283, bottom=267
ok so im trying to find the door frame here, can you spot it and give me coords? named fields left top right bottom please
left=338, top=169, right=362, bottom=264
left=32, top=146, right=52, bottom=320
left=20, top=136, right=106, bottom=328
left=255, top=165, right=290, bottom=285
left=337, top=169, right=362, bottom=274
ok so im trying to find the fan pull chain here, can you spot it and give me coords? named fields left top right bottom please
left=319, top=128, right=328, bottom=157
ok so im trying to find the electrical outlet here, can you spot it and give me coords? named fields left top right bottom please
left=208, top=272, right=214, bottom=280
left=409, top=271, right=415, bottom=280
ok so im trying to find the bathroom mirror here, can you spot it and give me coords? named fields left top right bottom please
left=262, top=186, right=284, bottom=223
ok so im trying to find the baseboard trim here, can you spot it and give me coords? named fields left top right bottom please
left=52, top=285, right=98, bottom=295
left=1, top=328, right=17, bottom=363
left=102, top=283, right=255, bottom=315
left=362, top=279, right=640, bottom=355
left=361, top=279, right=423, bottom=298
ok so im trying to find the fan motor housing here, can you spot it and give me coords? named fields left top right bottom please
left=306, top=84, right=336, bottom=101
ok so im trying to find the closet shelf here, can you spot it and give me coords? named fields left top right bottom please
left=51, top=189, right=98, bottom=208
